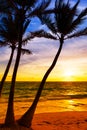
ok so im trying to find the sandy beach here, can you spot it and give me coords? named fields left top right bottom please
left=0, top=111, right=87, bottom=130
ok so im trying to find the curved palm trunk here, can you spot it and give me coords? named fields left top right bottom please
left=0, top=46, right=15, bottom=97
left=18, top=35, right=64, bottom=128
left=4, top=23, right=23, bottom=127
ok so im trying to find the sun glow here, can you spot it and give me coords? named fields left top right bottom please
left=64, top=71, right=74, bottom=77
left=63, top=70, right=76, bottom=81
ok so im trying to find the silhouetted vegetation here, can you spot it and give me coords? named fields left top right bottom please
left=0, top=0, right=87, bottom=129
left=18, top=0, right=87, bottom=128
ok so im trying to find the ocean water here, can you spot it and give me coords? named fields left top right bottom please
left=0, top=82, right=87, bottom=119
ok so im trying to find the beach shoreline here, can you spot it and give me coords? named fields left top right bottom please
left=0, top=111, right=87, bottom=130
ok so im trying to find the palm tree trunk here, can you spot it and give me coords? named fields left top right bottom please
left=0, top=46, right=15, bottom=97
left=18, top=35, right=64, bottom=128
left=4, top=23, right=23, bottom=127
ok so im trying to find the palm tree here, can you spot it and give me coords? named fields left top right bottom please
left=0, top=17, right=53, bottom=98
left=0, top=16, right=18, bottom=97
left=0, top=45, right=15, bottom=97
left=0, top=14, right=31, bottom=97
left=18, top=0, right=87, bottom=128
left=4, top=0, right=52, bottom=127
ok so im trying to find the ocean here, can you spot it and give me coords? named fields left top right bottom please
left=0, top=82, right=87, bottom=119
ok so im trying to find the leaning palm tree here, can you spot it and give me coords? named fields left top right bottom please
left=0, top=44, right=15, bottom=97
left=0, top=16, right=18, bottom=96
left=18, top=0, right=87, bottom=128
left=0, top=16, right=54, bottom=98
left=4, top=0, right=53, bottom=127
left=0, top=14, right=31, bottom=97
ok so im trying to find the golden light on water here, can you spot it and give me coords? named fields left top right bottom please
left=68, top=100, right=74, bottom=104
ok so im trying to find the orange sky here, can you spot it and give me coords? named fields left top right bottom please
left=0, top=0, right=87, bottom=82
left=0, top=36, right=87, bottom=82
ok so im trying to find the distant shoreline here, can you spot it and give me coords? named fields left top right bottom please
left=1, top=81, right=87, bottom=83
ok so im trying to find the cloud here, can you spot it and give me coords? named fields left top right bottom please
left=62, top=37, right=87, bottom=57
left=0, top=32, right=87, bottom=81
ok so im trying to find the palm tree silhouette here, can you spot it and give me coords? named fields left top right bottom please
left=0, top=14, right=32, bottom=97
left=4, top=0, right=52, bottom=127
left=0, top=16, right=18, bottom=96
left=18, top=0, right=87, bottom=128
left=0, top=15, right=55, bottom=97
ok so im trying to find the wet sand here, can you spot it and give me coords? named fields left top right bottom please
left=0, top=111, right=87, bottom=130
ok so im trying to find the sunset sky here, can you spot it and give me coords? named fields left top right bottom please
left=0, top=0, right=87, bottom=81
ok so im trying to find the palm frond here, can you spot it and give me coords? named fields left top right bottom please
left=26, top=0, right=37, bottom=9
left=23, top=0, right=37, bottom=11
left=22, top=30, right=57, bottom=44
left=39, top=0, right=51, bottom=11
left=63, top=0, right=80, bottom=34
left=39, top=14, right=57, bottom=34
left=22, top=33, right=35, bottom=45
left=33, top=30, right=57, bottom=40
left=71, top=0, right=80, bottom=13
left=0, top=15, right=19, bottom=45
left=21, top=48, right=32, bottom=55
left=18, top=0, right=37, bottom=15
left=68, top=0, right=80, bottom=21
left=16, top=47, right=32, bottom=55
left=67, top=27, right=87, bottom=39
left=29, top=0, right=51, bottom=17
left=7, top=0, right=18, bottom=11
left=54, top=0, right=80, bottom=35
left=55, top=0, right=64, bottom=9
left=78, top=7, right=87, bottom=18
left=0, top=24, right=8, bottom=42
left=55, top=0, right=70, bottom=34
left=23, top=19, right=31, bottom=35
left=70, top=8, right=87, bottom=32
